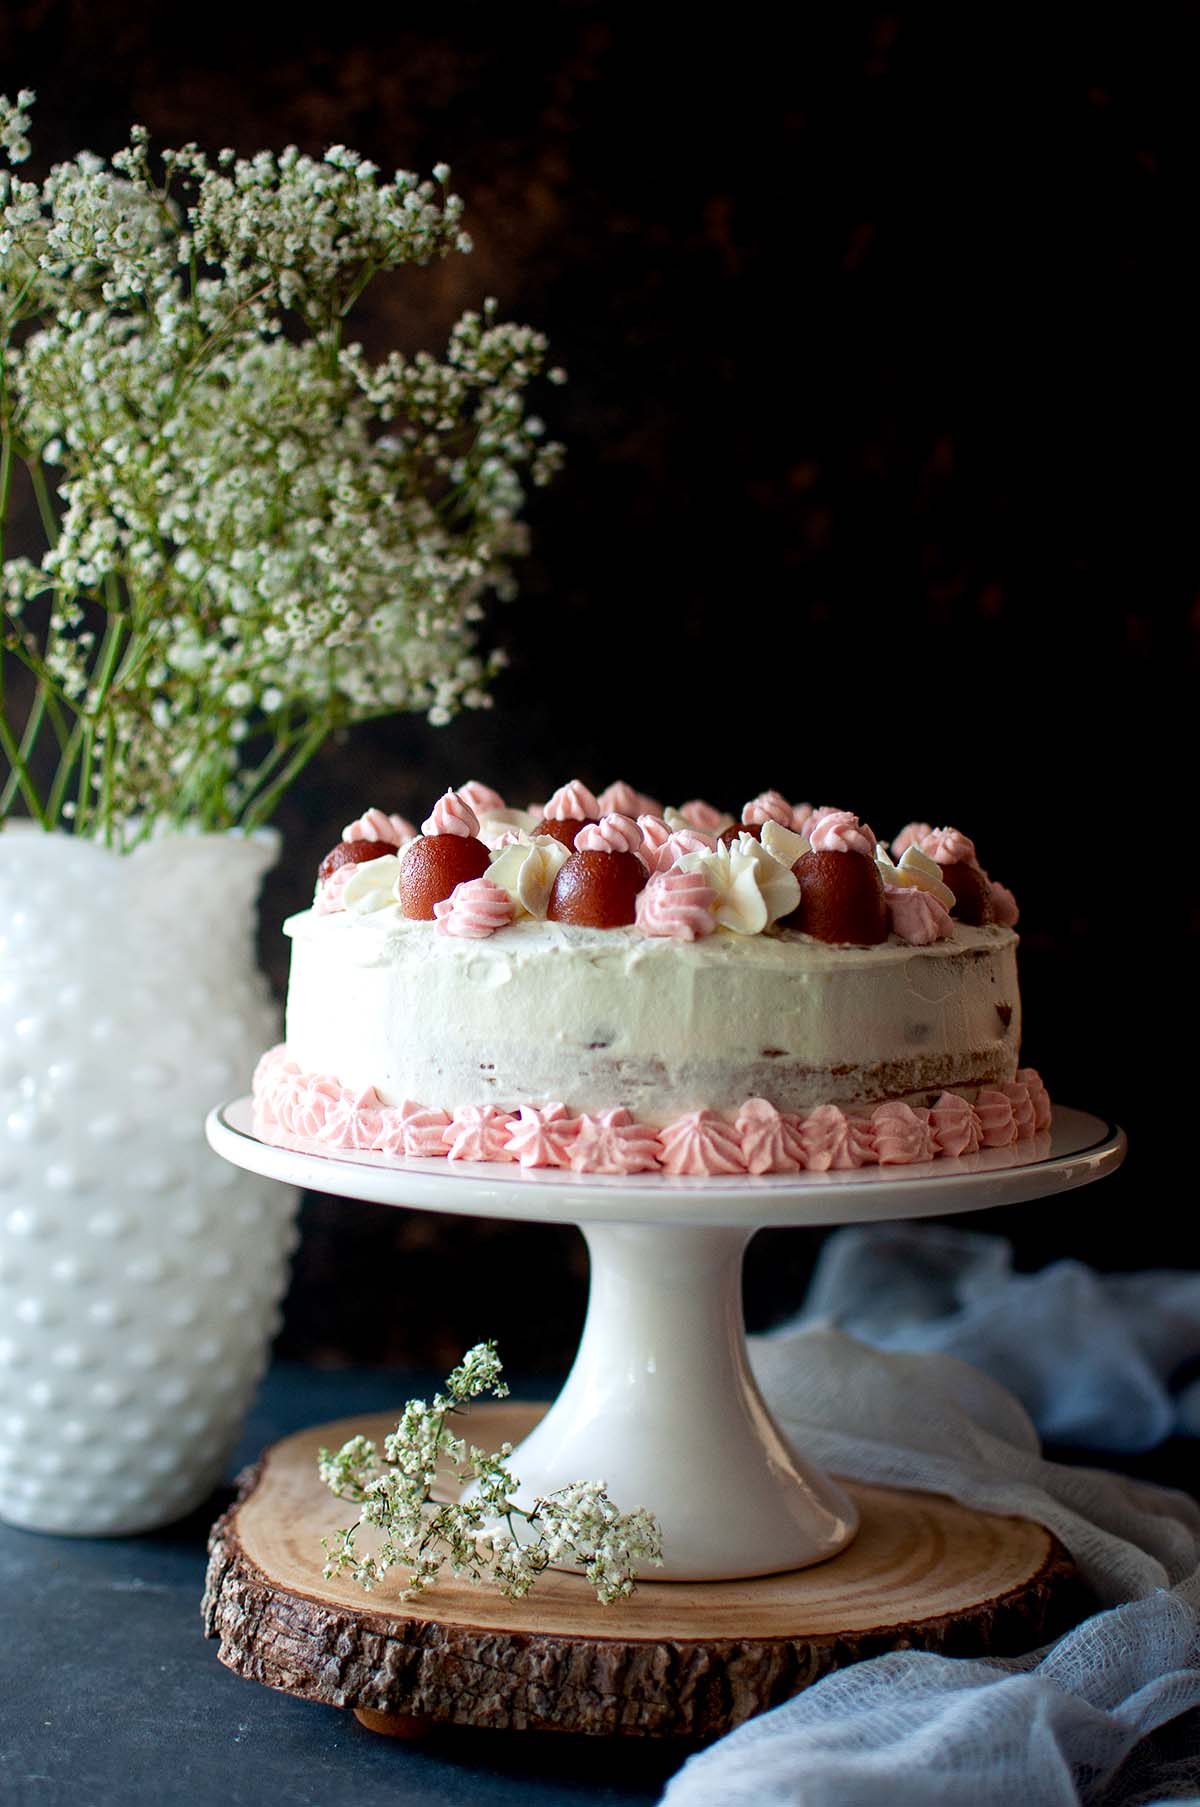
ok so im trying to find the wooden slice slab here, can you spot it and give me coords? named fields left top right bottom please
left=203, top=1404, right=1083, bottom=1740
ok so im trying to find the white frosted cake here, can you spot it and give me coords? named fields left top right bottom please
left=254, top=780, right=1050, bottom=1174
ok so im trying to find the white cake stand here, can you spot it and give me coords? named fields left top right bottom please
left=207, top=1100, right=1124, bottom=1582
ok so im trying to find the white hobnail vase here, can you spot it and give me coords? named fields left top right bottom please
left=0, top=825, right=298, bottom=1535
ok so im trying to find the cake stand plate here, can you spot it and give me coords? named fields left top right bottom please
left=207, top=1102, right=1122, bottom=1585
left=203, top=1400, right=1084, bottom=1742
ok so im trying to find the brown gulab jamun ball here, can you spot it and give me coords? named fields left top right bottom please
left=547, top=849, right=648, bottom=928
left=719, top=822, right=763, bottom=847
left=317, top=839, right=398, bottom=885
left=939, top=861, right=995, bottom=926
left=398, top=835, right=490, bottom=920
left=787, top=848, right=888, bottom=945
left=531, top=817, right=596, bottom=851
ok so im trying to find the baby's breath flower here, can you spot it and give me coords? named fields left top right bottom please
left=319, top=1342, right=662, bottom=1606
left=1, top=94, right=562, bottom=842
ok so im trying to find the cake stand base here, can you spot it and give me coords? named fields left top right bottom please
left=207, top=1099, right=1123, bottom=1582
left=203, top=1402, right=1084, bottom=1742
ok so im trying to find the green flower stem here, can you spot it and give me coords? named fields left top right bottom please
left=45, top=713, right=84, bottom=827
left=75, top=607, right=126, bottom=836
left=0, top=678, right=48, bottom=812
left=240, top=718, right=330, bottom=831
left=0, top=652, right=47, bottom=824
left=233, top=730, right=302, bottom=818
left=0, top=425, right=12, bottom=570
left=26, top=457, right=59, bottom=546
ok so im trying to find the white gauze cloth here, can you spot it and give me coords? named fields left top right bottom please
left=662, top=1227, right=1200, bottom=1807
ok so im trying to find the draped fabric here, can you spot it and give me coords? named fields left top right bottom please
left=662, top=1227, right=1200, bottom=1807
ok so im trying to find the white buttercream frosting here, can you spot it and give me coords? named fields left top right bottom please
left=678, top=833, right=800, bottom=934
left=875, top=841, right=956, bottom=910
left=281, top=905, right=1021, bottom=1121
left=475, top=806, right=538, bottom=850
left=760, top=819, right=810, bottom=869
left=486, top=834, right=571, bottom=918
left=341, top=854, right=404, bottom=914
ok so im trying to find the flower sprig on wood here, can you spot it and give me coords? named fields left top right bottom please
left=318, top=1342, right=663, bottom=1606
left=0, top=90, right=563, bottom=843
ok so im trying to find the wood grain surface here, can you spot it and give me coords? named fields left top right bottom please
left=203, top=1403, right=1084, bottom=1739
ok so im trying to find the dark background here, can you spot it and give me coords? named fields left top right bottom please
left=5, top=5, right=1197, bottom=1376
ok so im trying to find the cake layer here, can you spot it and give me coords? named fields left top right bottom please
left=282, top=908, right=1020, bottom=1121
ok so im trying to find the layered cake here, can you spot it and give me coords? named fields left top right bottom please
left=253, top=780, right=1051, bottom=1174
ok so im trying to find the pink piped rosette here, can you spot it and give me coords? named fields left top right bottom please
left=807, top=811, right=877, bottom=858
left=919, top=826, right=978, bottom=868
left=319, top=1086, right=387, bottom=1152
left=504, top=1103, right=579, bottom=1169
left=456, top=780, right=507, bottom=817
left=872, top=1101, right=935, bottom=1165
left=657, top=1110, right=746, bottom=1176
left=892, top=821, right=933, bottom=859
left=736, top=1099, right=805, bottom=1174
left=315, top=861, right=360, bottom=915
left=636, top=813, right=673, bottom=868
left=444, top=1105, right=517, bottom=1163
left=393, top=1101, right=453, bottom=1159
left=802, top=805, right=848, bottom=843
left=542, top=778, right=600, bottom=821
left=1000, top=1079, right=1037, bottom=1140
left=343, top=806, right=416, bottom=845
left=657, top=828, right=718, bottom=871
left=574, top=813, right=644, bottom=857
left=742, top=790, right=795, bottom=829
left=799, top=1106, right=876, bottom=1171
left=422, top=789, right=480, bottom=838
left=884, top=885, right=954, bottom=946
left=433, top=877, right=514, bottom=939
left=252, top=1050, right=1052, bottom=1175
left=635, top=869, right=717, bottom=940
left=569, top=1109, right=661, bottom=1175
left=975, top=1089, right=1017, bottom=1147
left=1017, top=1068, right=1052, bottom=1131
left=929, top=1092, right=983, bottom=1158
left=678, top=799, right=731, bottom=833
left=597, top=779, right=662, bottom=819
left=991, top=882, right=1020, bottom=926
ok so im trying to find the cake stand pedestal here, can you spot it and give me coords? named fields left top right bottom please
left=204, top=1101, right=1122, bottom=1736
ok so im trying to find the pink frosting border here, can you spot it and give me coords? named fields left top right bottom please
left=252, top=1048, right=1052, bottom=1176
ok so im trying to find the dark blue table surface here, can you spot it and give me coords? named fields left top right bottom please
left=0, top=1364, right=685, bottom=1807
left=3, top=1363, right=1196, bottom=1807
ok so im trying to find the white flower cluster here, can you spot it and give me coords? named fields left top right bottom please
left=0, top=94, right=563, bottom=839
left=318, top=1341, right=663, bottom=1606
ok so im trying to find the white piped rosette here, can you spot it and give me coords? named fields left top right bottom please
left=875, top=841, right=956, bottom=909
left=341, top=854, right=405, bottom=914
left=677, top=832, right=800, bottom=935
left=487, top=833, right=571, bottom=919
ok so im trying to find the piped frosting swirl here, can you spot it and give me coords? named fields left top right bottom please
left=422, top=789, right=481, bottom=838
left=542, top=779, right=600, bottom=821
left=635, top=868, right=718, bottom=940
left=574, top=813, right=645, bottom=857
left=342, top=807, right=416, bottom=845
